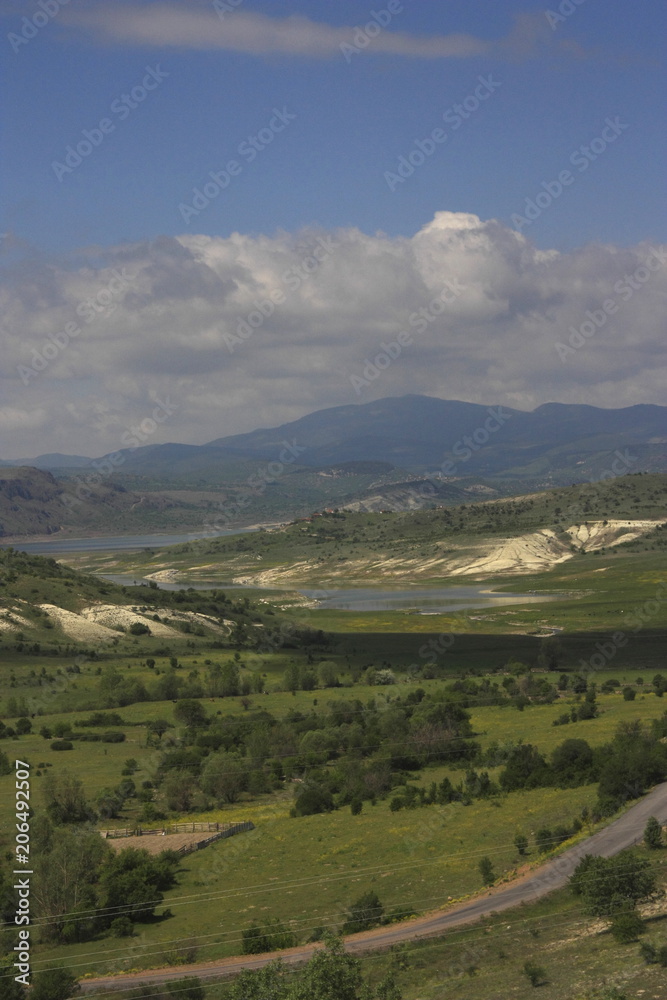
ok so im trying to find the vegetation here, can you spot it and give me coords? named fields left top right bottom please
left=0, top=474, right=666, bottom=997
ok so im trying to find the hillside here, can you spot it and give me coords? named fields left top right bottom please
left=4, top=397, right=666, bottom=492
left=88, top=473, right=667, bottom=587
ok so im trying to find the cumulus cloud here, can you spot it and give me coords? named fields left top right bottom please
left=1, top=211, right=665, bottom=456
left=63, top=4, right=571, bottom=61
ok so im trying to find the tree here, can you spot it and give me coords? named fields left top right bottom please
left=99, top=847, right=178, bottom=926
left=29, top=965, right=79, bottom=1000
left=643, top=815, right=663, bottom=849
left=173, top=698, right=208, bottom=728
left=570, top=851, right=657, bottom=923
left=478, top=856, right=495, bottom=886
left=291, top=935, right=367, bottom=1000
left=294, top=782, right=335, bottom=817
left=551, top=738, right=594, bottom=786
left=0, top=963, right=27, bottom=999
left=342, top=891, right=384, bottom=934
left=162, top=769, right=198, bottom=812
left=228, top=961, right=289, bottom=1000
left=43, top=770, right=95, bottom=824
left=499, top=744, right=551, bottom=791
left=200, top=751, right=248, bottom=804
left=622, top=686, right=636, bottom=701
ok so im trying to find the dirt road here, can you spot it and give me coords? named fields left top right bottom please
left=81, top=780, right=667, bottom=993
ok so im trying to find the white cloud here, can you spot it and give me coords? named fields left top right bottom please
left=63, top=5, right=567, bottom=61
left=1, top=212, right=665, bottom=456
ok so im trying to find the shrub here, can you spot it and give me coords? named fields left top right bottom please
left=643, top=815, right=663, bottom=849
left=478, top=856, right=495, bottom=886
left=342, top=891, right=384, bottom=934
left=610, top=909, right=645, bottom=943
left=535, top=827, right=554, bottom=852
left=129, top=622, right=150, bottom=635
left=523, top=960, right=547, bottom=986
left=622, top=686, right=636, bottom=701
left=51, top=739, right=74, bottom=751
left=514, top=833, right=529, bottom=856
left=101, top=731, right=126, bottom=743
left=110, top=916, right=134, bottom=937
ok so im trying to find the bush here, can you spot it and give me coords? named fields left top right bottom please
left=241, top=918, right=297, bottom=955
left=102, top=731, right=126, bottom=743
left=350, top=798, right=363, bottom=815
left=535, top=827, right=554, bottom=853
left=514, top=833, right=529, bottom=856
left=51, top=739, right=74, bottom=751
left=639, top=940, right=657, bottom=964
left=644, top=815, right=663, bottom=848
left=129, top=622, right=150, bottom=635
left=293, top=783, right=335, bottom=817
left=478, top=856, right=495, bottom=886
left=523, top=960, right=547, bottom=986
left=622, top=686, right=636, bottom=701
left=610, top=909, right=645, bottom=943
left=110, top=916, right=134, bottom=937
left=342, top=891, right=384, bottom=934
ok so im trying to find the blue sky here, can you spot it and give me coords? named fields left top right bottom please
left=2, top=0, right=665, bottom=252
left=1, top=0, right=665, bottom=456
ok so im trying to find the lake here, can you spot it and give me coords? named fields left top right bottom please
left=99, top=575, right=561, bottom=613
left=1, top=529, right=251, bottom=555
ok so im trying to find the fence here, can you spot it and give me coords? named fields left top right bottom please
left=175, top=821, right=255, bottom=856
left=101, top=820, right=255, bottom=840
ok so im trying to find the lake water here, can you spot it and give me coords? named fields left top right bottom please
left=100, top=575, right=561, bottom=613
left=2, top=529, right=250, bottom=554
left=298, top=586, right=561, bottom=614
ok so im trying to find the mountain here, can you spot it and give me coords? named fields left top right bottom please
left=5, top=398, right=665, bottom=483
left=206, top=396, right=667, bottom=480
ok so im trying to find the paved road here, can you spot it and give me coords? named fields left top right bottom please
left=82, top=781, right=667, bottom=994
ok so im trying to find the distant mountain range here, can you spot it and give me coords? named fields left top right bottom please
left=4, top=396, right=666, bottom=483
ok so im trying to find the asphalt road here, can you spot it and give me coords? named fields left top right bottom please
left=82, top=781, right=667, bottom=994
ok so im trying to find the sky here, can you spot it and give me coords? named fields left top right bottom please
left=0, top=0, right=665, bottom=458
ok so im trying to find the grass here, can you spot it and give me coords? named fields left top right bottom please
left=33, top=782, right=598, bottom=978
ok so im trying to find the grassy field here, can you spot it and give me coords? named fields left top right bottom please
left=33, top=782, right=599, bottom=978
left=355, top=862, right=667, bottom=1000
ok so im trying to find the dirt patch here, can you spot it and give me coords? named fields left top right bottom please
left=81, top=604, right=182, bottom=637
left=39, top=604, right=119, bottom=642
left=101, top=831, right=212, bottom=855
